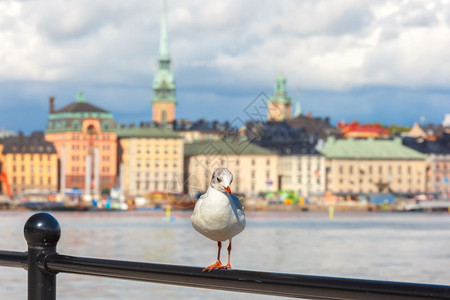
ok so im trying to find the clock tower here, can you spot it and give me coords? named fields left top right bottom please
left=152, top=0, right=176, bottom=123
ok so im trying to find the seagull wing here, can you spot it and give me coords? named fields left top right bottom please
left=230, top=194, right=243, bottom=211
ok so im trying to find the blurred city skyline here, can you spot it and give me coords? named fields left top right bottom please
left=1, top=0, right=450, bottom=133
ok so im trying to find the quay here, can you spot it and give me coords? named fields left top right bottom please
left=0, top=212, right=449, bottom=300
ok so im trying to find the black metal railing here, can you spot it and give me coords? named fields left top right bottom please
left=0, top=212, right=449, bottom=300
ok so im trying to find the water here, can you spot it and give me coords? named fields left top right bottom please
left=0, top=211, right=449, bottom=299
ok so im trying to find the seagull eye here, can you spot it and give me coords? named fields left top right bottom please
left=217, top=177, right=222, bottom=183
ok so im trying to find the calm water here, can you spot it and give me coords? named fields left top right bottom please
left=0, top=210, right=449, bottom=299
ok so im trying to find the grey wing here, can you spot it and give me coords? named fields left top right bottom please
left=231, top=194, right=244, bottom=211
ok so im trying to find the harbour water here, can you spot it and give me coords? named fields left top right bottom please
left=0, top=211, right=449, bottom=299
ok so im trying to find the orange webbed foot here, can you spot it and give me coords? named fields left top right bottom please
left=202, top=260, right=224, bottom=272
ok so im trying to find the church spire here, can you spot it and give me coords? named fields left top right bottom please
left=159, top=0, right=170, bottom=61
left=152, top=0, right=176, bottom=123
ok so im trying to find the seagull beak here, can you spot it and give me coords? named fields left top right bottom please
left=225, top=186, right=231, bottom=195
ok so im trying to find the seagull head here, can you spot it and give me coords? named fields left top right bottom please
left=210, top=167, right=233, bottom=195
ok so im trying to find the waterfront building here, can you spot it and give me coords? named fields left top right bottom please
left=278, top=154, right=326, bottom=195
left=117, top=125, right=183, bottom=197
left=337, top=121, right=389, bottom=139
left=320, top=137, right=427, bottom=194
left=268, top=73, right=292, bottom=121
left=242, top=121, right=326, bottom=194
left=407, top=122, right=445, bottom=140
left=288, top=113, right=341, bottom=140
left=173, top=119, right=228, bottom=143
left=184, top=140, right=278, bottom=196
left=152, top=0, right=176, bottom=123
left=1, top=132, right=58, bottom=195
left=403, top=134, right=450, bottom=198
left=45, top=92, right=117, bottom=195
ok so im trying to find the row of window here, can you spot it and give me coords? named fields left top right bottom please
left=136, top=146, right=179, bottom=155
left=135, top=180, right=178, bottom=191
left=11, top=166, right=51, bottom=173
left=330, top=178, right=422, bottom=185
left=136, top=159, right=179, bottom=169
left=69, top=176, right=111, bottom=184
left=71, top=167, right=111, bottom=173
left=71, top=145, right=111, bottom=151
left=72, top=134, right=112, bottom=140
left=11, top=154, right=53, bottom=161
left=11, top=176, right=53, bottom=185
left=333, top=165, right=415, bottom=175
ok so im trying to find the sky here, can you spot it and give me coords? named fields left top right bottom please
left=1, top=0, right=450, bottom=134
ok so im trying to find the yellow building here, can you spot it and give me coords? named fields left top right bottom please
left=1, top=132, right=58, bottom=196
left=320, top=137, right=427, bottom=194
left=117, top=126, right=184, bottom=197
left=184, top=140, right=278, bottom=196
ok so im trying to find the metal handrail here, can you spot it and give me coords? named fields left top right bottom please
left=42, top=253, right=450, bottom=299
left=0, top=212, right=448, bottom=300
left=0, top=250, right=27, bottom=269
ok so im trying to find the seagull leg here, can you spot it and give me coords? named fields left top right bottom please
left=202, top=241, right=224, bottom=272
left=222, top=239, right=232, bottom=269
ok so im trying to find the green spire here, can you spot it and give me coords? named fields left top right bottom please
left=76, top=90, right=86, bottom=103
left=272, top=73, right=291, bottom=104
left=159, top=0, right=170, bottom=62
left=152, top=0, right=176, bottom=104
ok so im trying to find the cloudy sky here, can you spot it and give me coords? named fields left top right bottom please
left=1, top=0, right=449, bottom=133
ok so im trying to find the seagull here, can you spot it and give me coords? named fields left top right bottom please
left=191, top=167, right=246, bottom=272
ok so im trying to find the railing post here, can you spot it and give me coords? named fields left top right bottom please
left=24, top=213, right=61, bottom=300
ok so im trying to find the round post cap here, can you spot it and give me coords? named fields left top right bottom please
left=24, top=212, right=61, bottom=246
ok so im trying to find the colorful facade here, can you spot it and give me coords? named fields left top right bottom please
left=117, top=126, right=184, bottom=197
left=184, top=140, right=278, bottom=196
left=320, top=137, right=427, bottom=194
left=1, top=132, right=58, bottom=196
left=279, top=154, right=326, bottom=195
left=45, top=92, right=117, bottom=194
left=337, top=121, right=389, bottom=139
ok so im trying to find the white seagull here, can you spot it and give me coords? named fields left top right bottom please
left=191, top=167, right=246, bottom=272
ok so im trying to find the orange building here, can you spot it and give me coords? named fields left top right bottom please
left=45, top=92, right=117, bottom=194
left=337, top=121, right=389, bottom=139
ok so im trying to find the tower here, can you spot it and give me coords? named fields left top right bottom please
left=267, top=73, right=292, bottom=121
left=152, top=0, right=176, bottom=124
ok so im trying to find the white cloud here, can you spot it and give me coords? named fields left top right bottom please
left=0, top=0, right=449, bottom=91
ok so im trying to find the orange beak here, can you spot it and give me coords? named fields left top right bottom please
left=225, top=186, right=231, bottom=195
